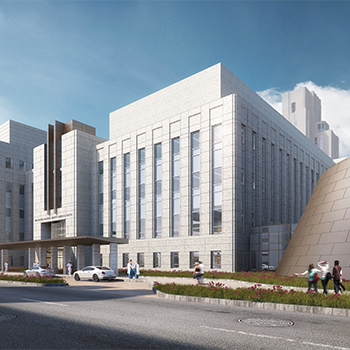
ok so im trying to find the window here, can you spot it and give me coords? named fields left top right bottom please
left=124, top=153, right=130, bottom=239
left=211, top=251, right=221, bottom=269
left=6, top=158, right=11, bottom=169
left=122, top=253, right=129, bottom=268
left=212, top=125, right=222, bottom=234
left=111, top=158, right=116, bottom=238
left=171, top=252, right=179, bottom=268
left=19, top=161, right=25, bottom=172
left=262, top=138, right=266, bottom=225
left=153, top=252, right=161, bottom=268
left=19, top=185, right=25, bottom=241
left=270, top=144, right=274, bottom=224
left=240, top=126, right=245, bottom=233
left=98, top=161, right=103, bottom=237
left=190, top=251, right=199, bottom=268
left=191, top=131, right=200, bottom=236
left=138, top=149, right=145, bottom=239
left=6, top=183, right=12, bottom=243
left=251, top=132, right=256, bottom=226
left=314, top=137, right=317, bottom=146
left=137, top=253, right=145, bottom=268
left=291, top=102, right=296, bottom=113
left=154, top=143, right=162, bottom=238
left=172, top=138, right=180, bottom=237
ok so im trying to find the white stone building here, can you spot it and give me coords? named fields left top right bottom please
left=1, top=63, right=335, bottom=273
left=282, top=86, right=339, bottom=159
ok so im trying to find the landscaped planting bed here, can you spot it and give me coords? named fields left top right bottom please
left=154, top=281, right=350, bottom=309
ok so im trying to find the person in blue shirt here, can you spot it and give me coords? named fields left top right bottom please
left=295, top=263, right=321, bottom=293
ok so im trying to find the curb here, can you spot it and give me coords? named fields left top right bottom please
left=0, top=280, right=68, bottom=287
left=138, top=279, right=350, bottom=318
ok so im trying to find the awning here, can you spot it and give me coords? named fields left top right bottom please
left=0, top=236, right=128, bottom=250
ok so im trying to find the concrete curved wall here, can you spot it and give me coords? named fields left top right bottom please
left=276, top=157, right=350, bottom=279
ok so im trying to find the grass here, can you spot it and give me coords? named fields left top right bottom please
left=154, top=281, right=350, bottom=309
left=119, top=269, right=349, bottom=291
left=0, top=273, right=67, bottom=284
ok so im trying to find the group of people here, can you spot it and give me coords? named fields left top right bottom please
left=127, top=260, right=140, bottom=279
left=295, top=260, right=346, bottom=294
left=193, top=261, right=205, bottom=285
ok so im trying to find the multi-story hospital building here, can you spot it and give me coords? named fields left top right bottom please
left=0, top=63, right=334, bottom=273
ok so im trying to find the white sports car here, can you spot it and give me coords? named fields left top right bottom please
left=23, top=266, right=55, bottom=278
left=73, top=266, right=116, bottom=282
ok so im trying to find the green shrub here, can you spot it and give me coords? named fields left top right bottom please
left=0, top=273, right=66, bottom=284
left=154, top=281, right=350, bottom=309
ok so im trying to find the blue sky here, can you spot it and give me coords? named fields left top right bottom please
left=1, top=1, right=350, bottom=156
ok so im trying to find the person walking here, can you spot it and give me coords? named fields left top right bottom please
left=134, top=261, right=140, bottom=279
left=193, top=262, right=201, bottom=285
left=295, top=263, right=320, bottom=293
left=4, top=260, right=8, bottom=273
left=333, top=260, right=342, bottom=294
left=317, top=260, right=330, bottom=294
left=127, top=260, right=133, bottom=279
left=66, top=260, right=73, bottom=277
left=198, top=261, right=205, bottom=285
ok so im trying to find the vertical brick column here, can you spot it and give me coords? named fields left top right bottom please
left=1, top=249, right=8, bottom=272
left=28, top=248, right=35, bottom=268
left=77, top=245, right=85, bottom=270
left=38, top=247, right=47, bottom=267
left=63, top=246, right=71, bottom=274
left=92, top=244, right=101, bottom=266
left=51, top=246, right=58, bottom=273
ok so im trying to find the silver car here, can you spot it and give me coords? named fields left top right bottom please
left=24, top=266, right=55, bottom=278
left=73, top=266, right=116, bottom=282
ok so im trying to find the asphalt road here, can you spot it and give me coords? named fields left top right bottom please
left=1, top=280, right=350, bottom=350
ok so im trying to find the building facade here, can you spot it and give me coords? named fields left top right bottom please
left=282, top=86, right=339, bottom=159
left=0, top=120, right=47, bottom=266
left=1, top=64, right=335, bottom=273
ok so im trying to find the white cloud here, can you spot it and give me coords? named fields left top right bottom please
left=258, top=83, right=350, bottom=158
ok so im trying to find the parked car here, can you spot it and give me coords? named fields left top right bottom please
left=23, top=266, right=55, bottom=278
left=73, top=266, right=116, bottom=282
left=261, top=264, right=276, bottom=271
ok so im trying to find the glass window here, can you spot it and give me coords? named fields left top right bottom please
left=172, top=138, right=180, bottom=237
left=212, top=125, right=222, bottom=234
left=137, top=253, right=145, bottom=267
left=138, top=149, right=146, bottom=240
left=190, top=251, right=199, bottom=268
left=124, top=153, right=130, bottom=239
left=122, top=253, right=129, bottom=268
left=153, top=252, right=161, bottom=268
left=6, top=158, right=11, bottom=169
left=211, top=251, right=221, bottom=269
left=171, top=252, right=179, bottom=268
left=191, top=131, right=200, bottom=236
left=98, top=161, right=103, bottom=237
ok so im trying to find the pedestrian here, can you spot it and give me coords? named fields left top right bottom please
left=193, top=262, right=201, bottom=285
left=127, top=260, right=133, bottom=279
left=33, top=261, right=36, bottom=267
left=198, top=261, right=205, bottom=285
left=333, top=260, right=343, bottom=294
left=47, top=261, right=51, bottom=268
left=66, top=260, right=73, bottom=277
left=295, top=263, right=320, bottom=293
left=317, top=260, right=330, bottom=294
left=134, top=261, right=140, bottom=279
left=36, top=261, right=40, bottom=267
left=4, top=260, right=8, bottom=273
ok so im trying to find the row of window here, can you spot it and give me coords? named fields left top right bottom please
left=5, top=183, right=25, bottom=242
left=107, top=125, right=223, bottom=239
left=122, top=250, right=222, bottom=269
left=5, top=158, right=26, bottom=171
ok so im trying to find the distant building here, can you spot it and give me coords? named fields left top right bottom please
left=282, top=86, right=339, bottom=159
left=1, top=64, right=335, bottom=273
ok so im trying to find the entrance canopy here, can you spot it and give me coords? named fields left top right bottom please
left=0, top=236, right=128, bottom=250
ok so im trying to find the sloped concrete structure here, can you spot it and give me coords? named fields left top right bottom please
left=276, top=157, right=350, bottom=279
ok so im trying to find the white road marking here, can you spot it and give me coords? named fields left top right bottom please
left=20, top=298, right=67, bottom=306
left=200, top=326, right=350, bottom=350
